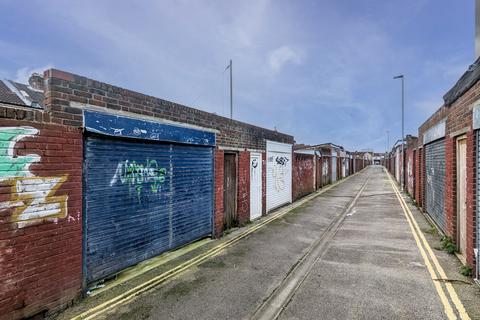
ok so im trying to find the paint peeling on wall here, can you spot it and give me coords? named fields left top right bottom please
left=293, top=153, right=315, bottom=200
left=407, top=156, right=414, bottom=195
left=0, top=127, right=68, bottom=226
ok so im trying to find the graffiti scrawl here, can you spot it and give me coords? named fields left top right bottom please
left=407, top=158, right=413, bottom=194
left=269, top=155, right=290, bottom=191
left=110, top=159, right=167, bottom=201
left=0, top=127, right=68, bottom=225
left=251, top=158, right=258, bottom=168
left=275, top=156, right=289, bottom=166
left=322, top=161, right=328, bottom=177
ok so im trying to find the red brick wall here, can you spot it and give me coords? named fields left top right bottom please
left=214, top=149, right=224, bottom=238
left=292, top=153, right=315, bottom=201
left=44, top=69, right=293, bottom=150
left=445, top=136, right=456, bottom=238
left=0, top=109, right=82, bottom=319
left=418, top=106, right=448, bottom=145
left=355, top=158, right=362, bottom=172
left=414, top=147, right=422, bottom=206
left=406, top=148, right=415, bottom=196
left=466, top=131, right=476, bottom=267
left=444, top=78, right=479, bottom=269
left=316, top=157, right=322, bottom=189
left=237, top=151, right=250, bottom=225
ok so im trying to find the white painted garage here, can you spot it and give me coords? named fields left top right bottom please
left=266, top=140, right=292, bottom=212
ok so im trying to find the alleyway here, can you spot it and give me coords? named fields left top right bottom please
left=59, top=166, right=473, bottom=320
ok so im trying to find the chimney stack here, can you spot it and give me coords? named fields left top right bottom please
left=476, top=0, right=480, bottom=59
left=28, top=73, right=44, bottom=91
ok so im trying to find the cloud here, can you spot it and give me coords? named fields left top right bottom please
left=267, top=46, right=305, bottom=73
left=6, top=0, right=470, bottom=151
left=414, top=98, right=443, bottom=113
left=14, top=64, right=53, bottom=83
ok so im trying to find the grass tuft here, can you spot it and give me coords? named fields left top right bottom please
left=460, top=265, right=473, bottom=277
left=440, top=236, right=456, bottom=254
left=424, top=227, right=439, bottom=236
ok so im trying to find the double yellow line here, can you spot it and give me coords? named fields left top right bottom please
left=385, top=169, right=470, bottom=320
left=71, top=171, right=362, bottom=320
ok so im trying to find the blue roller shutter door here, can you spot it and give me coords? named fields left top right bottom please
left=84, top=135, right=213, bottom=283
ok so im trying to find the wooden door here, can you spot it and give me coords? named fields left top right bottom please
left=457, top=137, right=467, bottom=262
left=224, top=153, right=237, bottom=229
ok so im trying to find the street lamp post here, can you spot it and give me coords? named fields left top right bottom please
left=393, top=75, right=405, bottom=190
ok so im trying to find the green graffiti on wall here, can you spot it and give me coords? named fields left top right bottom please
left=110, top=159, right=167, bottom=201
left=0, top=127, right=40, bottom=179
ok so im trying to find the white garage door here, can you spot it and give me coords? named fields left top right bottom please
left=266, top=140, right=292, bottom=212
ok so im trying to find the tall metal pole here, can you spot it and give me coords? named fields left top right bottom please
left=394, top=74, right=405, bottom=190
left=229, top=59, right=233, bottom=119
left=401, top=76, right=405, bottom=191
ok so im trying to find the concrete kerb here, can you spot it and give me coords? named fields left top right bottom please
left=70, top=168, right=367, bottom=320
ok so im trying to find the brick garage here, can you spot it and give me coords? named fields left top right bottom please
left=292, top=152, right=315, bottom=200
left=414, top=68, right=480, bottom=270
left=0, top=106, right=82, bottom=319
left=44, top=68, right=293, bottom=239
left=416, top=106, right=449, bottom=215
left=0, top=68, right=294, bottom=319
left=443, top=77, right=480, bottom=269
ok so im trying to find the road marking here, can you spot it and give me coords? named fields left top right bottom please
left=70, top=170, right=365, bottom=320
left=386, top=169, right=470, bottom=320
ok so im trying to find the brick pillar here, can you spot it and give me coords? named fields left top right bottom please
left=445, top=136, right=456, bottom=238
left=237, top=151, right=250, bottom=226
left=214, top=149, right=224, bottom=238
left=466, top=131, right=476, bottom=267
left=292, top=153, right=297, bottom=200
left=415, top=148, right=421, bottom=205
left=317, top=157, right=323, bottom=189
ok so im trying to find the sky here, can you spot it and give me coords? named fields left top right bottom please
left=0, top=0, right=474, bottom=151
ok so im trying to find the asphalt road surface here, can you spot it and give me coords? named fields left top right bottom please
left=85, top=166, right=466, bottom=320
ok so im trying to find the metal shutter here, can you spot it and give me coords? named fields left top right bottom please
left=266, top=141, right=292, bottom=212
left=84, top=135, right=213, bottom=283
left=425, top=139, right=446, bottom=232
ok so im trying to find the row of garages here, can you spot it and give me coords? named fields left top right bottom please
left=84, top=116, right=372, bottom=284
left=0, top=69, right=372, bottom=319
left=384, top=56, right=480, bottom=281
